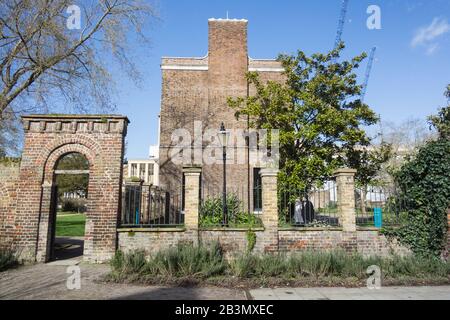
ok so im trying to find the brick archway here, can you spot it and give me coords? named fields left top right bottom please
left=42, top=142, right=97, bottom=183
left=13, top=115, right=129, bottom=262
left=36, top=144, right=94, bottom=262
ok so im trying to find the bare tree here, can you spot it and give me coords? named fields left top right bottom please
left=381, top=118, right=435, bottom=153
left=0, top=106, right=20, bottom=155
left=0, top=0, right=156, bottom=119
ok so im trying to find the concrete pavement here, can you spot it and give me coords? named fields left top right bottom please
left=249, top=286, right=450, bottom=300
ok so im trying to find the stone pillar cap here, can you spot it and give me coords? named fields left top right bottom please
left=260, top=168, right=279, bottom=177
left=183, top=165, right=202, bottom=174
left=334, top=168, right=357, bottom=175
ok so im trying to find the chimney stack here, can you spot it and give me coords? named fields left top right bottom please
left=208, top=18, right=248, bottom=88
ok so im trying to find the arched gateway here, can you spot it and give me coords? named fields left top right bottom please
left=12, top=115, right=128, bottom=263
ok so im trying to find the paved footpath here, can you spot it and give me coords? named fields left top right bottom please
left=249, top=286, right=450, bottom=300
left=1, top=263, right=449, bottom=300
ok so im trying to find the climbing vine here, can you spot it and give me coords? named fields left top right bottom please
left=383, top=138, right=450, bottom=258
left=246, top=230, right=257, bottom=253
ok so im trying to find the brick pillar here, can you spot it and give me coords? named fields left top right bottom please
left=260, top=168, right=279, bottom=252
left=183, top=166, right=202, bottom=245
left=335, top=168, right=357, bottom=232
left=35, top=183, right=53, bottom=262
left=141, top=183, right=150, bottom=224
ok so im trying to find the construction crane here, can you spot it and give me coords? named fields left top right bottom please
left=360, top=46, right=377, bottom=103
left=332, top=0, right=349, bottom=62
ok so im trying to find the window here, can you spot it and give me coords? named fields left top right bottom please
left=148, top=164, right=154, bottom=184
left=130, top=163, right=138, bottom=177
left=253, top=168, right=262, bottom=212
left=139, top=164, right=146, bottom=180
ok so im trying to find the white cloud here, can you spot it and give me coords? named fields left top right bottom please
left=426, top=43, right=439, bottom=55
left=411, top=17, right=450, bottom=48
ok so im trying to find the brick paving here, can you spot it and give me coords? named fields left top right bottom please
left=0, top=263, right=245, bottom=300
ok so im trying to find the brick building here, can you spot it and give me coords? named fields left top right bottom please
left=158, top=18, right=285, bottom=212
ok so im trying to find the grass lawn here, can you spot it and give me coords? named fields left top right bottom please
left=56, top=213, right=86, bottom=237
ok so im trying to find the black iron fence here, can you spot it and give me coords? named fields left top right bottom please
left=120, top=184, right=183, bottom=227
left=355, top=186, right=408, bottom=227
left=279, top=179, right=339, bottom=227
left=199, top=181, right=262, bottom=227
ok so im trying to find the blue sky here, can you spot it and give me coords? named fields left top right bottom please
left=115, top=0, right=450, bottom=159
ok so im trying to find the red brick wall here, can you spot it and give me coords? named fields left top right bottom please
left=12, top=115, right=128, bottom=262
left=0, top=162, right=20, bottom=248
left=117, top=229, right=411, bottom=258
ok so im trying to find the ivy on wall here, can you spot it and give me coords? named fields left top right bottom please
left=383, top=138, right=450, bottom=258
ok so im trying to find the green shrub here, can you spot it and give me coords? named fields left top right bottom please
left=381, top=255, right=449, bottom=278
left=229, top=254, right=257, bottom=278
left=385, top=138, right=450, bottom=257
left=110, top=245, right=450, bottom=282
left=150, top=242, right=226, bottom=278
left=60, top=198, right=87, bottom=213
left=111, top=250, right=147, bottom=274
left=254, top=254, right=287, bottom=277
left=111, top=242, right=226, bottom=279
left=246, top=230, right=257, bottom=253
left=0, top=249, right=19, bottom=272
left=200, top=194, right=262, bottom=228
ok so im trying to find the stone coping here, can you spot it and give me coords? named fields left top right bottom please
left=278, top=227, right=343, bottom=232
left=200, top=227, right=265, bottom=232
left=334, top=168, right=357, bottom=175
left=117, top=227, right=186, bottom=233
left=356, top=227, right=381, bottom=231
left=22, top=114, right=130, bottom=122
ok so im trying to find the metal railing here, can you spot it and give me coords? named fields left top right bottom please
left=120, top=184, right=183, bottom=228
left=199, top=181, right=263, bottom=227
left=355, top=186, right=407, bottom=227
left=279, top=179, right=339, bottom=227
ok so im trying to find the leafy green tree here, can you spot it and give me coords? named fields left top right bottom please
left=427, top=84, right=450, bottom=139
left=228, top=44, right=379, bottom=190
left=55, top=153, right=89, bottom=199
